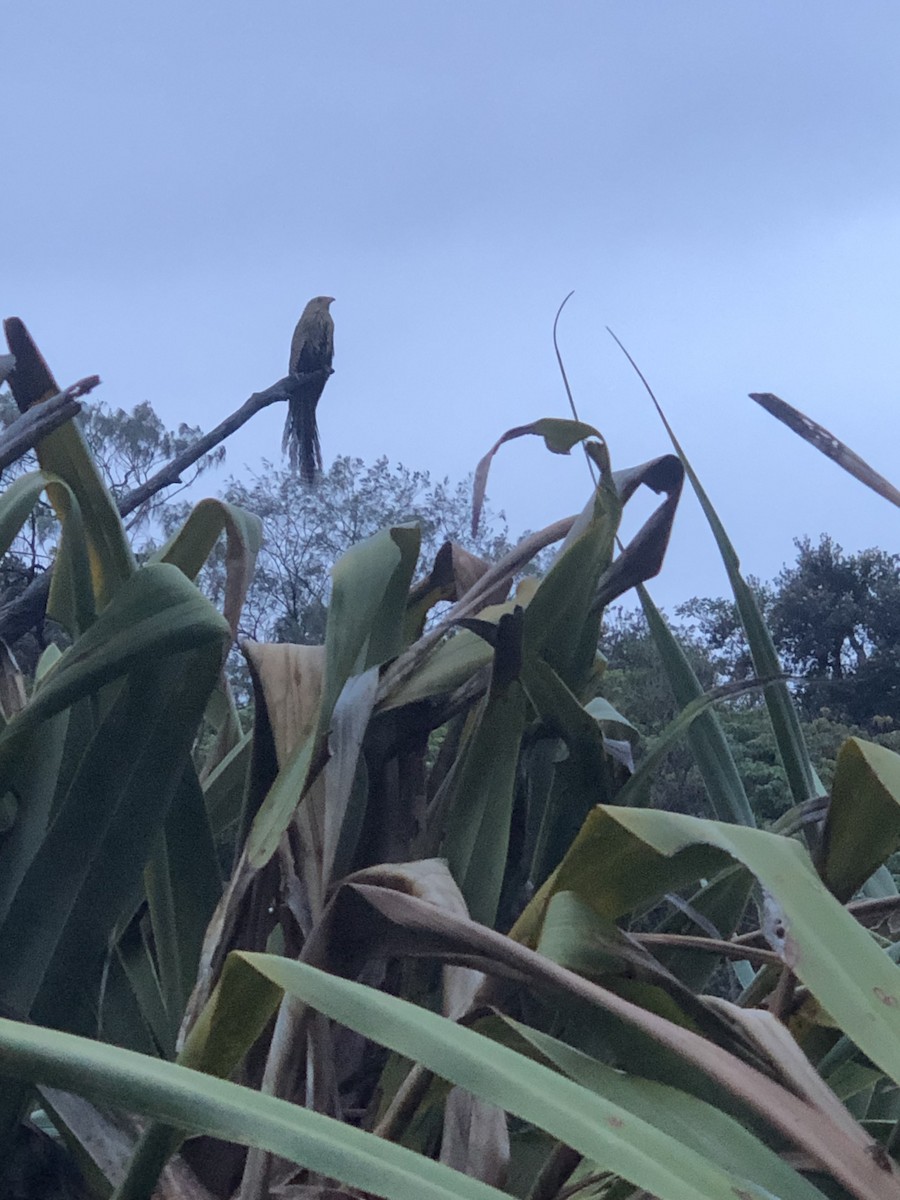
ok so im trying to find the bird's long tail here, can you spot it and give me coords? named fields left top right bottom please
left=283, top=396, right=323, bottom=484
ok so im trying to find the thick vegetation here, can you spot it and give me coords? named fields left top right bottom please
left=1, top=319, right=900, bottom=1200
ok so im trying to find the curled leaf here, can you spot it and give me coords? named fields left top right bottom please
left=472, top=418, right=602, bottom=536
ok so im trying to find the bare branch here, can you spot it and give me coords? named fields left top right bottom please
left=0, top=354, right=16, bottom=387
left=119, top=369, right=329, bottom=518
left=0, top=377, right=101, bottom=472
left=0, top=370, right=330, bottom=643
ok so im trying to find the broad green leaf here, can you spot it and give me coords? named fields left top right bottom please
left=114, top=920, right=171, bottom=1056
left=822, top=738, right=900, bottom=902
left=0, top=566, right=229, bottom=934
left=521, top=657, right=612, bottom=789
left=0, top=564, right=230, bottom=790
left=504, top=1018, right=826, bottom=1200
left=554, top=807, right=900, bottom=1088
left=0, top=644, right=224, bottom=1035
left=237, top=955, right=821, bottom=1200
left=0, top=567, right=228, bottom=1033
left=202, top=729, right=253, bottom=840
left=0, top=701, right=69, bottom=927
left=157, top=497, right=262, bottom=640
left=584, top=695, right=637, bottom=737
left=35, top=400, right=135, bottom=609
left=536, top=890, right=684, bottom=985
left=0, top=470, right=94, bottom=637
left=324, top=523, right=420, bottom=715
left=520, top=658, right=620, bottom=890
left=0, top=471, right=67, bottom=559
left=144, top=768, right=222, bottom=1042
left=0, top=1014, right=510, bottom=1200
left=363, top=524, right=422, bottom=668
left=247, top=524, right=420, bottom=869
left=443, top=680, right=527, bottom=927
left=322, top=666, right=379, bottom=894
left=523, top=474, right=620, bottom=690
left=513, top=807, right=722, bottom=948
left=380, top=601, right=518, bottom=712
left=638, top=584, right=755, bottom=826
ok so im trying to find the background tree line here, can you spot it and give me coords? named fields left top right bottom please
left=603, top=535, right=900, bottom=822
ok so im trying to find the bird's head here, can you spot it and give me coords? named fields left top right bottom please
left=312, top=296, right=335, bottom=309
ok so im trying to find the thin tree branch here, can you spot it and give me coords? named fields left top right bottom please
left=119, top=369, right=330, bottom=518
left=0, top=574, right=50, bottom=645
left=0, top=370, right=330, bottom=642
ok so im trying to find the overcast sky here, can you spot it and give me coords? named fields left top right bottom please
left=5, top=2, right=900, bottom=609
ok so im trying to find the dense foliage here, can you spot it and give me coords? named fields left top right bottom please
left=3, top=325, right=900, bottom=1200
left=169, top=454, right=514, bottom=660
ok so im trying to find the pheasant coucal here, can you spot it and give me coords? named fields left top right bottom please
left=282, top=295, right=335, bottom=483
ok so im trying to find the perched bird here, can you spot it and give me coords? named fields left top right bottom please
left=282, top=296, right=335, bottom=483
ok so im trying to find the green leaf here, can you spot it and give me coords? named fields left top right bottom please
left=443, top=681, right=528, bottom=927
left=650, top=865, right=754, bottom=991
left=34, top=397, right=135, bottom=609
left=0, top=1014, right=510, bottom=1200
left=521, top=657, right=612, bottom=789
left=0, top=564, right=230, bottom=790
left=0, top=647, right=224, bottom=1034
left=472, top=418, right=603, bottom=536
left=237, top=955, right=813, bottom=1200
left=324, top=523, right=421, bottom=712
left=202, top=729, right=253, bottom=840
left=0, top=470, right=95, bottom=637
left=638, top=585, right=755, bottom=826
left=114, top=920, right=171, bottom=1055
left=523, top=480, right=620, bottom=689
left=558, top=807, right=900, bottom=1088
left=504, top=1018, right=826, bottom=1200
left=0, top=566, right=229, bottom=1031
left=247, top=524, right=420, bottom=869
left=822, top=738, right=900, bottom=902
left=144, top=768, right=222, bottom=1041
left=0, top=700, right=69, bottom=929
left=631, top=368, right=821, bottom=805
left=157, top=497, right=262, bottom=640
left=379, top=606, right=514, bottom=712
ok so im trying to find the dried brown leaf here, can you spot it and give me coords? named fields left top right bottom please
left=749, top=392, right=900, bottom=508
left=439, top=1087, right=509, bottom=1188
left=243, top=641, right=325, bottom=768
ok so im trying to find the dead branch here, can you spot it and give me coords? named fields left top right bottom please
left=120, top=369, right=330, bottom=518
left=0, top=377, right=100, bottom=472
left=0, top=369, right=330, bottom=643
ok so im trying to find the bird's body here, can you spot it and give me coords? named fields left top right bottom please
left=283, top=296, right=334, bottom=483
